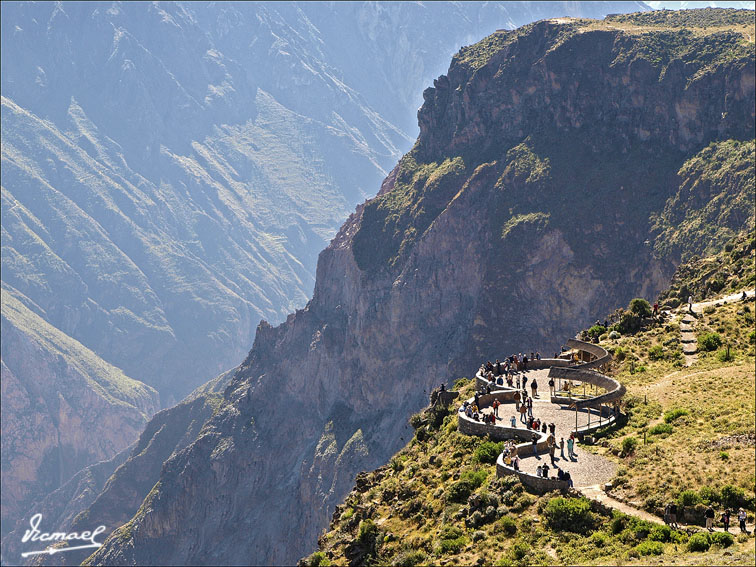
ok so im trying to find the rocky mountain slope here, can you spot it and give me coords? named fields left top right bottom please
left=304, top=231, right=755, bottom=565
left=3, top=1, right=654, bottom=541
left=65, top=9, right=756, bottom=566
left=0, top=286, right=159, bottom=537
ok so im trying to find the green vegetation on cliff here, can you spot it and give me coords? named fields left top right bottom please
left=353, top=155, right=467, bottom=271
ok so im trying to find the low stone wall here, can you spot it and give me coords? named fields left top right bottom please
left=548, top=367, right=625, bottom=409
left=565, top=338, right=611, bottom=369
left=496, top=453, right=569, bottom=493
left=457, top=410, right=550, bottom=448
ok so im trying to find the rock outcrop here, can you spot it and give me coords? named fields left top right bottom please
left=80, top=11, right=753, bottom=566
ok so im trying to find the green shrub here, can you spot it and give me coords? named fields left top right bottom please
left=453, top=378, right=470, bottom=389
left=698, top=485, right=720, bottom=503
left=617, top=311, right=642, bottom=334
left=717, top=348, right=734, bottom=362
left=498, top=516, right=517, bottom=536
left=648, top=423, right=673, bottom=436
left=678, top=490, right=701, bottom=507
left=698, top=332, right=722, bottom=352
left=621, top=437, right=638, bottom=456
left=720, top=484, right=746, bottom=509
left=474, top=441, right=504, bottom=464
left=687, top=532, right=710, bottom=552
left=358, top=519, right=379, bottom=546
left=543, top=497, right=595, bottom=534
left=719, top=451, right=729, bottom=460
left=409, top=413, right=425, bottom=430
left=609, top=331, right=622, bottom=340
left=586, top=325, right=607, bottom=341
left=305, top=551, right=331, bottom=566
left=610, top=511, right=627, bottom=534
left=648, top=524, right=672, bottom=542
left=436, top=525, right=466, bottom=555
left=630, top=298, right=653, bottom=318
left=510, top=540, right=530, bottom=561
left=590, top=532, right=609, bottom=547
left=447, top=469, right=488, bottom=502
left=648, top=345, right=665, bottom=361
left=664, top=408, right=689, bottom=423
left=390, top=550, right=427, bottom=567
left=709, top=531, right=734, bottom=548
left=635, top=540, right=664, bottom=556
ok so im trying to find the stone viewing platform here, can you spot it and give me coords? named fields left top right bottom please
left=459, top=340, right=623, bottom=493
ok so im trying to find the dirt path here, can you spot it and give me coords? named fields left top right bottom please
left=580, top=485, right=663, bottom=524
left=672, top=290, right=754, bottom=367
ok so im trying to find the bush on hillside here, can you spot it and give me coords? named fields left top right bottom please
left=687, top=532, right=710, bottom=552
left=648, top=345, right=665, bottom=360
left=630, top=298, right=653, bottom=318
left=586, top=325, right=606, bottom=341
left=663, top=408, right=688, bottom=423
left=678, top=490, right=701, bottom=507
left=635, top=540, right=664, bottom=556
left=698, top=332, right=722, bottom=352
left=710, top=531, right=734, bottom=548
left=473, top=441, right=504, bottom=464
left=621, top=437, right=638, bottom=456
left=543, top=497, right=596, bottom=534
left=720, top=484, right=747, bottom=509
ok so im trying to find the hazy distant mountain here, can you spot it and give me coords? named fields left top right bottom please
left=646, top=1, right=756, bottom=9
left=1, top=0, right=651, bottom=541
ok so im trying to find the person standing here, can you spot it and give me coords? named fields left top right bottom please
left=531, top=432, right=538, bottom=457
left=531, top=378, right=538, bottom=398
left=668, top=502, right=678, bottom=528
left=722, top=509, right=731, bottom=532
left=559, top=437, right=565, bottom=459
left=493, top=398, right=500, bottom=418
left=510, top=415, right=517, bottom=428
left=527, top=397, right=533, bottom=417
left=549, top=441, right=556, bottom=465
left=520, top=403, right=527, bottom=423
left=688, top=295, right=693, bottom=312
left=738, top=508, right=748, bottom=533
left=567, top=436, right=574, bottom=459
left=705, top=505, right=715, bottom=531
left=548, top=377, right=555, bottom=396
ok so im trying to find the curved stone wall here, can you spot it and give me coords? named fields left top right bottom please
left=496, top=453, right=570, bottom=493
left=457, top=407, right=550, bottom=448
left=457, top=399, right=565, bottom=492
left=547, top=367, right=625, bottom=409
left=565, top=338, right=611, bottom=369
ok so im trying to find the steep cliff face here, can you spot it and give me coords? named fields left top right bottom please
left=0, top=287, right=159, bottom=537
left=1, top=371, right=228, bottom=565
left=84, top=11, right=754, bottom=566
